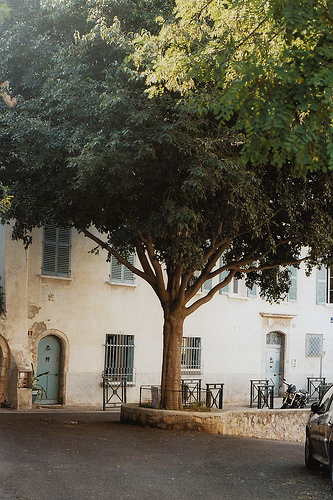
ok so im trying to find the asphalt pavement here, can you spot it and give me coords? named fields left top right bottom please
left=0, top=409, right=331, bottom=500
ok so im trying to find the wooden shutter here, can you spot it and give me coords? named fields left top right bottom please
left=110, top=256, right=123, bottom=282
left=247, top=285, right=257, bottom=297
left=42, top=226, right=71, bottom=277
left=57, top=227, right=71, bottom=277
left=219, top=269, right=229, bottom=294
left=316, top=267, right=327, bottom=304
left=287, top=266, right=297, bottom=302
left=202, top=278, right=212, bottom=291
left=110, top=254, right=135, bottom=283
left=42, top=225, right=57, bottom=276
left=123, top=253, right=135, bottom=284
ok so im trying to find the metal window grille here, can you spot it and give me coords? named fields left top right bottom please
left=181, top=337, right=202, bottom=375
left=266, top=332, right=282, bottom=346
left=306, top=333, right=324, bottom=357
left=104, top=334, right=134, bottom=382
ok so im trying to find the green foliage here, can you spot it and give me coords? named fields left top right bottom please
left=141, top=0, right=333, bottom=176
left=0, top=2, right=10, bottom=22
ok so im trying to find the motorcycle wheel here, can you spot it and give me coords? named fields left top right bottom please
left=281, top=403, right=289, bottom=409
left=305, top=435, right=320, bottom=471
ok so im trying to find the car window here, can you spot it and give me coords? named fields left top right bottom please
left=319, top=386, right=333, bottom=413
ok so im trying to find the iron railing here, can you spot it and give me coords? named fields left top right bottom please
left=139, top=381, right=224, bottom=410
left=307, top=377, right=326, bottom=401
left=103, top=377, right=127, bottom=410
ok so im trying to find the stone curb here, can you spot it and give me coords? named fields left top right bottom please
left=121, top=404, right=310, bottom=442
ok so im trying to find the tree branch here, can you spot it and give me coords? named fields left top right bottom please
left=82, top=228, right=156, bottom=287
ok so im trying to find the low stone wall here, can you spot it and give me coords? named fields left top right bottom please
left=121, top=404, right=310, bottom=442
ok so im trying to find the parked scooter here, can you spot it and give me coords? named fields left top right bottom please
left=281, top=380, right=309, bottom=408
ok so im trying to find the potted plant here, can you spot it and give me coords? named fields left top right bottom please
left=31, top=363, right=49, bottom=403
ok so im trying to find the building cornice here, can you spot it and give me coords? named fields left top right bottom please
left=260, top=312, right=296, bottom=320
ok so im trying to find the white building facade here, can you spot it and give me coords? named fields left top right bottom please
left=0, top=223, right=332, bottom=409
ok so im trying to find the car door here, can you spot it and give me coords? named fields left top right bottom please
left=309, top=386, right=333, bottom=457
left=318, top=391, right=333, bottom=460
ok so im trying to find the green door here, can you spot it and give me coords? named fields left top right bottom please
left=36, top=335, right=61, bottom=404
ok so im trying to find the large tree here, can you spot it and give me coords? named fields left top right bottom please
left=1, top=0, right=333, bottom=410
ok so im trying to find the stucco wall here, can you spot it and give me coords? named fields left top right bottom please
left=121, top=404, right=309, bottom=443
left=0, top=223, right=333, bottom=409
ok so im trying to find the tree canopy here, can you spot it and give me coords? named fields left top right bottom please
left=137, top=0, right=333, bottom=176
left=1, top=0, right=333, bottom=408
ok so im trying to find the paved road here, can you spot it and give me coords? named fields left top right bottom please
left=0, top=410, right=331, bottom=500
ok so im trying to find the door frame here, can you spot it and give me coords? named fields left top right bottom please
left=265, top=331, right=285, bottom=396
left=0, top=335, right=10, bottom=404
left=32, top=329, right=68, bottom=405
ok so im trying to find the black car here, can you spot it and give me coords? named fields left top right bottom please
left=305, top=385, right=333, bottom=486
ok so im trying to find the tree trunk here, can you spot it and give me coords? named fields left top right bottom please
left=160, top=309, right=185, bottom=410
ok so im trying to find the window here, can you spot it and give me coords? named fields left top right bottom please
left=104, top=334, right=135, bottom=382
left=181, top=337, right=202, bottom=374
left=306, top=333, right=324, bottom=357
left=266, top=332, right=282, bottom=346
left=42, top=225, right=71, bottom=277
left=110, top=254, right=135, bottom=284
left=287, top=266, right=297, bottom=302
left=316, top=266, right=333, bottom=304
left=247, top=284, right=257, bottom=297
left=202, top=278, right=212, bottom=292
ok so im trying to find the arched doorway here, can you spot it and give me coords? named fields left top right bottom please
left=265, top=331, right=285, bottom=395
left=36, top=335, right=62, bottom=404
left=0, top=336, right=9, bottom=404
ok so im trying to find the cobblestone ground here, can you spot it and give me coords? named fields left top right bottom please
left=0, top=410, right=331, bottom=500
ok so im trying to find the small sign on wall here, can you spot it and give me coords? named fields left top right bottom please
left=291, top=359, right=297, bottom=368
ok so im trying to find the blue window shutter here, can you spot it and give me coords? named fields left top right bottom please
left=123, top=253, right=135, bottom=284
left=110, top=253, right=135, bottom=284
left=110, top=256, right=122, bottom=282
left=42, top=226, right=71, bottom=277
left=287, top=266, right=297, bottom=302
left=247, top=284, right=257, bottom=297
left=202, top=278, right=212, bottom=291
left=57, top=228, right=71, bottom=277
left=316, top=267, right=327, bottom=304
left=219, top=269, right=229, bottom=294
left=42, top=225, right=57, bottom=276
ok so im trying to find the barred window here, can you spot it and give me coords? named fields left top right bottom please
left=306, top=333, right=324, bottom=357
left=104, top=334, right=134, bottom=382
left=266, top=332, right=282, bottom=346
left=181, top=337, right=202, bottom=374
